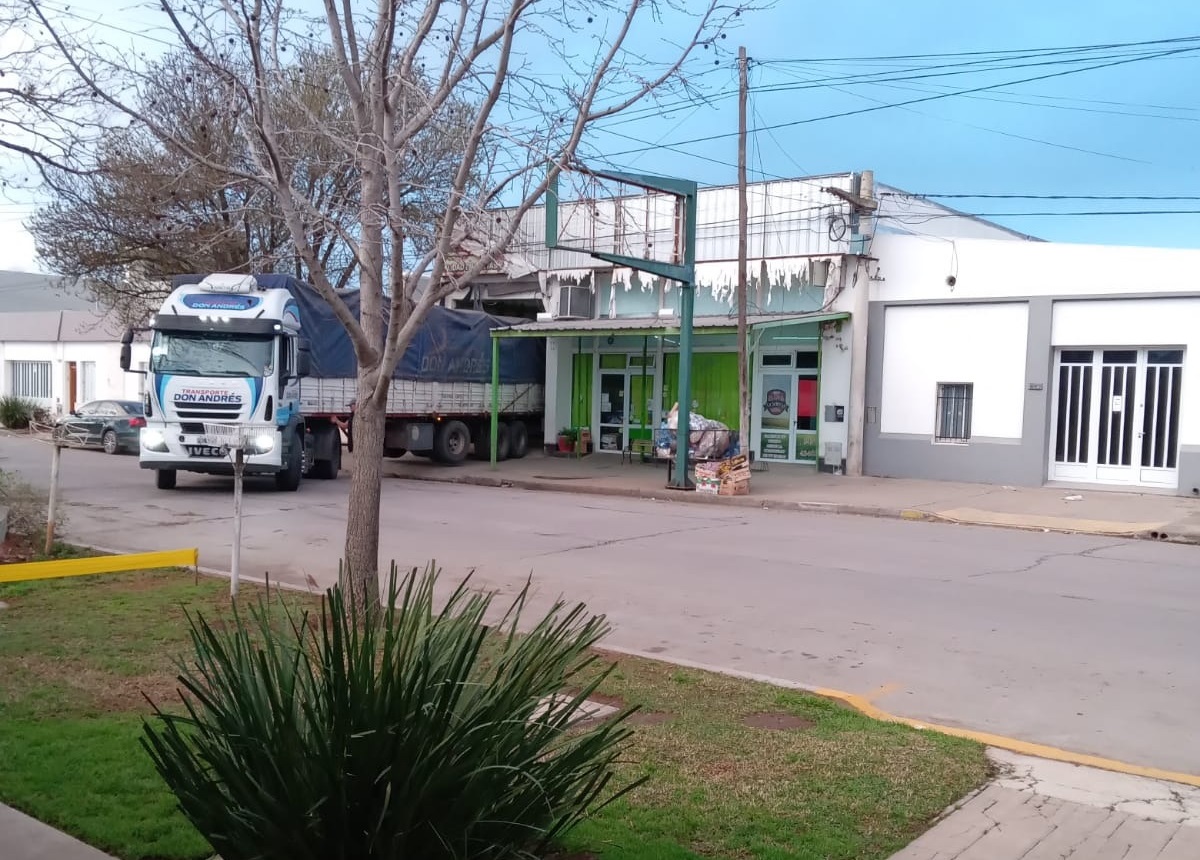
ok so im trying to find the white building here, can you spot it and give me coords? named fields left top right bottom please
left=865, top=235, right=1200, bottom=497
left=472, top=174, right=1200, bottom=497
left=0, top=274, right=149, bottom=414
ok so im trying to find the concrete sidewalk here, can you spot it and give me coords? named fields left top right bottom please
left=891, top=750, right=1200, bottom=859
left=382, top=451, right=1200, bottom=544
left=0, top=803, right=115, bottom=860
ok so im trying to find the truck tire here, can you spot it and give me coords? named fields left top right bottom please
left=310, top=428, right=341, bottom=479
left=275, top=433, right=303, bottom=491
left=473, top=421, right=510, bottom=462
left=508, top=420, right=529, bottom=459
left=433, top=420, right=471, bottom=465
left=156, top=469, right=177, bottom=490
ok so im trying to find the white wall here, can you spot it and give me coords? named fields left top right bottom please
left=880, top=303, right=1028, bottom=439
left=818, top=320, right=852, bottom=462
left=1, top=340, right=150, bottom=412
left=872, top=233, right=1200, bottom=303
left=1052, top=298, right=1200, bottom=447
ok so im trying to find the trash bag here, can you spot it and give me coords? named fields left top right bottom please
left=664, top=403, right=731, bottom=459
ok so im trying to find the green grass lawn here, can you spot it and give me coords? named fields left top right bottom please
left=0, top=571, right=989, bottom=860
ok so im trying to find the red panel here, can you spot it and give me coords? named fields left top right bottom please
left=797, top=379, right=818, bottom=418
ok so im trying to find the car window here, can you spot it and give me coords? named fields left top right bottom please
left=116, top=401, right=144, bottom=416
left=101, top=402, right=123, bottom=416
left=74, top=402, right=97, bottom=416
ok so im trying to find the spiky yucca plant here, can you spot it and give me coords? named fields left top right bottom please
left=142, top=563, right=640, bottom=860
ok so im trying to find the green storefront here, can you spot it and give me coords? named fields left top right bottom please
left=500, top=311, right=849, bottom=465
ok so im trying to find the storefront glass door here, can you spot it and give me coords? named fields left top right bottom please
left=597, top=354, right=655, bottom=452
left=755, top=351, right=819, bottom=463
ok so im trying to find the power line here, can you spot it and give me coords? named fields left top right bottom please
left=758, top=34, right=1200, bottom=64
left=600, top=43, right=1200, bottom=159
left=887, top=193, right=1200, bottom=201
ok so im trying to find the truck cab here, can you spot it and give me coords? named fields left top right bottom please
left=121, top=274, right=314, bottom=491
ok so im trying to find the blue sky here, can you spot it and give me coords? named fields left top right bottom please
left=580, top=0, right=1200, bottom=248
left=2, top=0, right=1199, bottom=270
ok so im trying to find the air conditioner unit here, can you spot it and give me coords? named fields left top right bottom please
left=557, top=283, right=593, bottom=320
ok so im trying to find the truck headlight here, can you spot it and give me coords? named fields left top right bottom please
left=252, top=433, right=275, bottom=454
left=141, top=428, right=168, bottom=452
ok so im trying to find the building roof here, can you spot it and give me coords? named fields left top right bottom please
left=493, top=310, right=849, bottom=338
left=0, top=309, right=126, bottom=344
left=0, top=271, right=99, bottom=312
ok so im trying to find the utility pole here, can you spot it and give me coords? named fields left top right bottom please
left=736, top=46, right=751, bottom=462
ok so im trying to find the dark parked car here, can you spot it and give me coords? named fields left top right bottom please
left=53, top=400, right=145, bottom=454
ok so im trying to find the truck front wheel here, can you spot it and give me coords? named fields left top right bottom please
left=275, top=433, right=303, bottom=491
left=155, top=469, right=177, bottom=490
left=433, top=420, right=470, bottom=465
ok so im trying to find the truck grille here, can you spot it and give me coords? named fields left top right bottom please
left=175, top=402, right=244, bottom=420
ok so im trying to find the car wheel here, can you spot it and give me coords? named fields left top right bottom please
left=102, top=429, right=119, bottom=455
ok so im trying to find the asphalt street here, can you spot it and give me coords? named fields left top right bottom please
left=2, top=433, right=1198, bottom=774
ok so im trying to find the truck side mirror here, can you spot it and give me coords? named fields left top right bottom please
left=297, top=340, right=312, bottom=378
left=120, top=329, right=134, bottom=371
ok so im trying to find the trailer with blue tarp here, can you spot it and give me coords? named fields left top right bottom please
left=125, top=273, right=544, bottom=492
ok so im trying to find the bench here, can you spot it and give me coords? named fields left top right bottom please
left=622, top=437, right=655, bottom=464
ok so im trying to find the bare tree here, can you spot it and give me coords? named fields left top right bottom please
left=23, top=0, right=752, bottom=603
left=29, top=49, right=473, bottom=325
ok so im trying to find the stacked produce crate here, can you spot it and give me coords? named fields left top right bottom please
left=694, top=453, right=751, bottom=496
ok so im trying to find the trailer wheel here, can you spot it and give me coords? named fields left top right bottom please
left=433, top=420, right=471, bottom=465
left=508, top=420, right=529, bottom=459
left=473, top=421, right=511, bottom=462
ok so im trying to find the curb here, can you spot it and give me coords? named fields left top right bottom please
left=384, top=469, right=1199, bottom=544
left=75, top=540, right=1200, bottom=788
left=386, top=468, right=923, bottom=521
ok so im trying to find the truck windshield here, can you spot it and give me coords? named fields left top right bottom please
left=151, top=331, right=274, bottom=377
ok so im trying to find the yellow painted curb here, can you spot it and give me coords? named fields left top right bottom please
left=599, top=644, right=1200, bottom=789
left=811, top=685, right=1200, bottom=789
left=0, top=549, right=199, bottom=584
left=933, top=506, right=1166, bottom=536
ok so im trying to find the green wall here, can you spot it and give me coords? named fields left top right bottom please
left=662, top=352, right=739, bottom=427
left=571, top=352, right=592, bottom=430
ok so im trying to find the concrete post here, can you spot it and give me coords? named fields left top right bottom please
left=845, top=257, right=870, bottom=477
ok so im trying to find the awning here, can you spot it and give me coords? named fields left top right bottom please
left=490, top=310, right=849, bottom=338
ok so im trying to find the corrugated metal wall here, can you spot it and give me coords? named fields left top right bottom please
left=502, top=174, right=858, bottom=270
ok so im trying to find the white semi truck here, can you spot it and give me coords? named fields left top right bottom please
left=120, top=273, right=545, bottom=491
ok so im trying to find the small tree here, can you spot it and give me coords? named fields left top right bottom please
left=143, top=563, right=640, bottom=860
left=23, top=0, right=753, bottom=604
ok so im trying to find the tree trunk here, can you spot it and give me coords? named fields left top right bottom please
left=343, top=369, right=385, bottom=606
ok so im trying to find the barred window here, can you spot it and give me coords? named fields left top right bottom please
left=7, top=360, right=53, bottom=400
left=935, top=383, right=973, bottom=442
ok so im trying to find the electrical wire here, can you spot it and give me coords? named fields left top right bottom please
left=887, top=192, right=1200, bottom=201
left=600, top=43, right=1200, bottom=159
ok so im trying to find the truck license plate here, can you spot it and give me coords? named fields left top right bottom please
left=185, top=445, right=228, bottom=458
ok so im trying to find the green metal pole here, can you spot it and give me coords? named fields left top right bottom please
left=490, top=334, right=500, bottom=469
left=670, top=187, right=699, bottom=490
left=641, top=335, right=648, bottom=444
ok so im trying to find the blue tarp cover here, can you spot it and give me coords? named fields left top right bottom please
left=171, top=274, right=544, bottom=384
